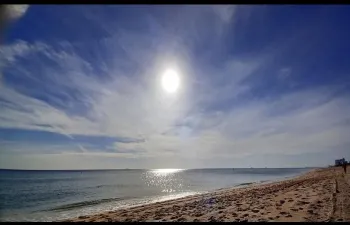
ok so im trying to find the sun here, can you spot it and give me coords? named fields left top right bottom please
left=161, top=69, right=180, bottom=93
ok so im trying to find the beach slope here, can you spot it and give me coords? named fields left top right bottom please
left=64, top=166, right=350, bottom=222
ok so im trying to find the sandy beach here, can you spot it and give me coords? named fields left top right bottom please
left=63, top=166, right=350, bottom=222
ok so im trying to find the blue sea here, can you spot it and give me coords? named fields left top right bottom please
left=0, top=168, right=313, bottom=222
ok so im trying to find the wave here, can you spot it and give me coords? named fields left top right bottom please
left=236, top=182, right=254, bottom=186
left=45, top=197, right=130, bottom=212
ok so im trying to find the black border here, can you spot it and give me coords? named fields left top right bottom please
left=0, top=3, right=348, bottom=224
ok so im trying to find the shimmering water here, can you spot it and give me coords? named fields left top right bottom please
left=0, top=168, right=313, bottom=221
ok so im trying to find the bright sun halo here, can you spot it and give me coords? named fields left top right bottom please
left=161, top=69, right=180, bottom=93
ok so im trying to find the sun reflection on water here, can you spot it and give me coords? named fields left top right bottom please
left=150, top=168, right=184, bottom=176
left=142, top=169, right=186, bottom=193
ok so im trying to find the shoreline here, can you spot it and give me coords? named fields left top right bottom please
left=56, top=173, right=301, bottom=221
left=62, top=166, right=350, bottom=222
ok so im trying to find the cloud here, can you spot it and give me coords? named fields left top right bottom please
left=0, top=140, right=81, bottom=155
left=99, top=86, right=350, bottom=160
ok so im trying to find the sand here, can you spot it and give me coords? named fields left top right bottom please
left=63, top=166, right=350, bottom=222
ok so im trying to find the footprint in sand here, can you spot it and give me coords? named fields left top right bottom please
left=307, top=209, right=314, bottom=214
left=177, top=217, right=187, bottom=222
left=297, top=201, right=309, bottom=206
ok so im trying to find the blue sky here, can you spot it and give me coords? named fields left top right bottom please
left=1, top=5, right=350, bottom=169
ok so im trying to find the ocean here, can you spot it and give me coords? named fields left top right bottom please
left=0, top=168, right=313, bottom=222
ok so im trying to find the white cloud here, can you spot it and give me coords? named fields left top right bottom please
left=0, top=140, right=81, bottom=155
left=110, top=87, right=350, bottom=160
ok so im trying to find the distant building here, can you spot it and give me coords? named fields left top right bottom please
left=335, top=158, right=346, bottom=166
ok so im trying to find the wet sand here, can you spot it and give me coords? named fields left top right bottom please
left=63, top=166, right=350, bottom=222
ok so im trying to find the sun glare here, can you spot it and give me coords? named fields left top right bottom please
left=150, top=168, right=184, bottom=176
left=161, top=69, right=180, bottom=93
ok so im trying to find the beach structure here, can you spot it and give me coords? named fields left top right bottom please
left=335, top=158, right=346, bottom=166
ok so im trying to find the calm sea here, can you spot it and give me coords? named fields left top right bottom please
left=0, top=168, right=313, bottom=222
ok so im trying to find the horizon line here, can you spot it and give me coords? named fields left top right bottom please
left=0, top=167, right=321, bottom=171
